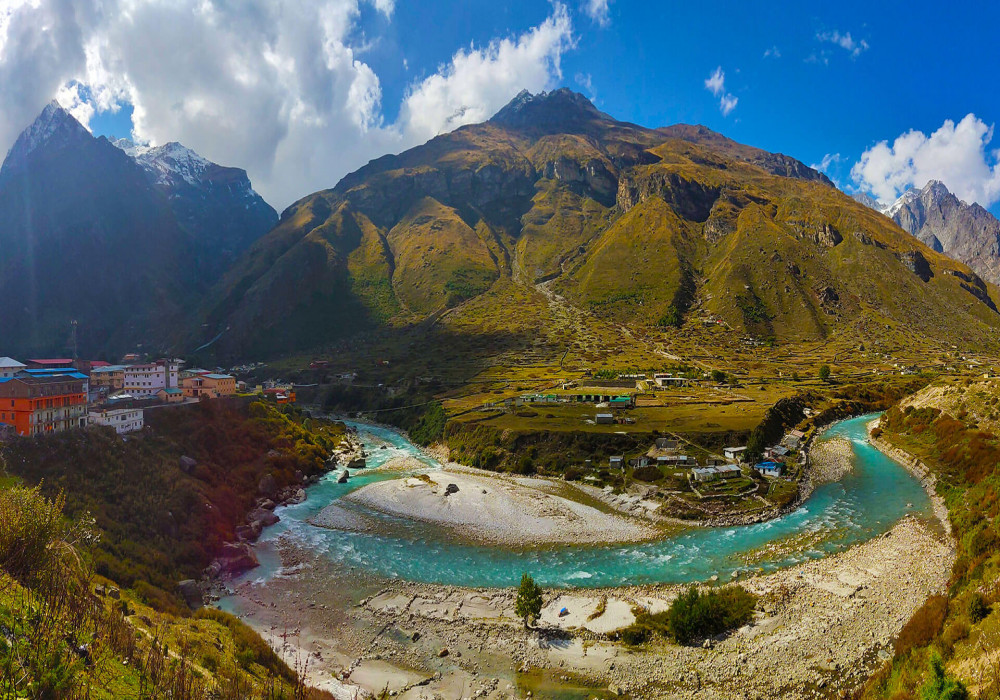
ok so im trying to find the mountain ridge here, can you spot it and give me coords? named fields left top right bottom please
left=191, top=89, right=1000, bottom=362
left=856, top=180, right=1000, bottom=286
left=0, top=103, right=277, bottom=357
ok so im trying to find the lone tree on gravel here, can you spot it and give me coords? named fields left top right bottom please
left=515, top=573, right=543, bottom=628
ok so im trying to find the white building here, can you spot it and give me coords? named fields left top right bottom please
left=0, top=357, right=26, bottom=379
left=124, top=360, right=181, bottom=398
left=89, top=405, right=144, bottom=434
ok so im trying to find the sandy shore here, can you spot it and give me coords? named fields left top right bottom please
left=227, top=512, right=954, bottom=700
left=340, top=467, right=658, bottom=546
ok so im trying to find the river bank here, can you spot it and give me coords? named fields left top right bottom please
left=227, top=513, right=953, bottom=700
left=215, top=414, right=953, bottom=698
left=866, top=418, right=952, bottom=536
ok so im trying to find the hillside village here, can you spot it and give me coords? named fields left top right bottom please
left=0, top=354, right=296, bottom=439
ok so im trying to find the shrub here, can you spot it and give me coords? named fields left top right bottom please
left=619, top=626, right=649, bottom=646
left=661, top=586, right=757, bottom=645
left=564, top=467, right=585, bottom=481
left=633, top=465, right=664, bottom=482
left=895, top=595, right=949, bottom=656
left=918, top=652, right=968, bottom=700
left=967, top=592, right=990, bottom=623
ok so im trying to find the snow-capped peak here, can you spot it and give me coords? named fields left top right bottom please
left=1, top=101, right=90, bottom=175
left=886, top=187, right=921, bottom=218
left=111, top=138, right=212, bottom=187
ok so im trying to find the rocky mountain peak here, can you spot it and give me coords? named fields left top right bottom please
left=489, top=87, right=612, bottom=132
left=1, top=101, right=91, bottom=177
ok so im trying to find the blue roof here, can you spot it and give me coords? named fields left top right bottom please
left=161, top=388, right=183, bottom=394
left=755, top=461, right=782, bottom=469
left=0, top=378, right=11, bottom=384
left=22, top=369, right=87, bottom=379
left=204, top=373, right=233, bottom=380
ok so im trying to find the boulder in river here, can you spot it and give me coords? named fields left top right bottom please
left=248, top=508, right=280, bottom=528
left=217, top=542, right=259, bottom=575
left=337, top=469, right=350, bottom=484
left=444, top=483, right=459, bottom=496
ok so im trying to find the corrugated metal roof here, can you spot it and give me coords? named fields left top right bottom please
left=204, top=373, right=233, bottom=380
left=0, top=357, right=25, bottom=368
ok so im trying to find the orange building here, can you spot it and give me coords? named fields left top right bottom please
left=180, top=373, right=236, bottom=400
left=0, top=374, right=88, bottom=436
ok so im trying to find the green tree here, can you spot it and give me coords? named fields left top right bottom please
left=515, top=573, right=543, bottom=628
left=818, top=365, right=831, bottom=382
left=919, top=653, right=968, bottom=700
left=711, top=369, right=726, bottom=384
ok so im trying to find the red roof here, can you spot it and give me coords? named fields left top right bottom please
left=89, top=360, right=111, bottom=367
left=28, top=358, right=74, bottom=365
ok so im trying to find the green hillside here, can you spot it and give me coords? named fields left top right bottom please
left=192, top=88, right=1000, bottom=363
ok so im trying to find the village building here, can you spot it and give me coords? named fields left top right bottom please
left=89, top=402, right=144, bottom=434
left=263, top=386, right=295, bottom=404
left=754, top=461, right=783, bottom=477
left=0, top=357, right=26, bottom=379
left=765, top=445, right=790, bottom=460
left=90, top=365, right=126, bottom=391
left=652, top=373, right=693, bottom=388
left=723, top=446, right=747, bottom=462
left=0, top=371, right=88, bottom=436
left=181, top=373, right=236, bottom=399
left=125, top=360, right=182, bottom=398
left=156, top=387, right=185, bottom=403
left=595, top=413, right=614, bottom=424
left=655, top=437, right=678, bottom=450
left=609, top=455, right=624, bottom=469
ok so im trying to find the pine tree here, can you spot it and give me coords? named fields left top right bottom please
left=515, top=573, right=543, bottom=628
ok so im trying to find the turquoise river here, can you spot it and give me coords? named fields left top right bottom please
left=237, top=412, right=932, bottom=589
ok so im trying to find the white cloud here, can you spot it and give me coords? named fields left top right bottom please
left=763, top=46, right=781, bottom=59
left=0, top=0, right=574, bottom=210
left=704, top=66, right=725, bottom=96
left=851, top=114, right=1000, bottom=208
left=400, top=3, right=574, bottom=143
left=719, top=93, right=738, bottom=117
left=704, top=66, right=738, bottom=117
left=816, top=30, right=869, bottom=59
left=575, top=71, right=594, bottom=100
left=582, top=0, right=610, bottom=27
left=812, top=152, right=841, bottom=173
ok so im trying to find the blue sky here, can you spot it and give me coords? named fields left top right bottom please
left=4, top=0, right=1000, bottom=212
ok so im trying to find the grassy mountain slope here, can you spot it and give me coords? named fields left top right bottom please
left=860, top=378, right=1000, bottom=699
left=192, top=89, right=1000, bottom=363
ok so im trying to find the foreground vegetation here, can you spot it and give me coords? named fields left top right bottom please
left=620, top=585, right=757, bottom=646
left=0, top=484, right=332, bottom=698
left=1, top=399, right=345, bottom=614
left=860, top=380, right=1000, bottom=699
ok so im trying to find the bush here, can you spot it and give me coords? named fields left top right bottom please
left=410, top=403, right=447, bottom=446
left=633, top=465, right=664, bottom=482
left=666, top=586, right=756, bottom=645
left=918, top=652, right=968, bottom=700
left=619, top=626, right=649, bottom=645
left=968, top=592, right=990, bottom=623
left=895, top=595, right=949, bottom=656
left=563, top=467, right=586, bottom=481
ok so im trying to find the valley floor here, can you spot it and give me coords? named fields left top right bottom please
left=224, top=510, right=952, bottom=700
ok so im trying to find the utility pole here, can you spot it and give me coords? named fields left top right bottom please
left=70, top=320, right=79, bottom=361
